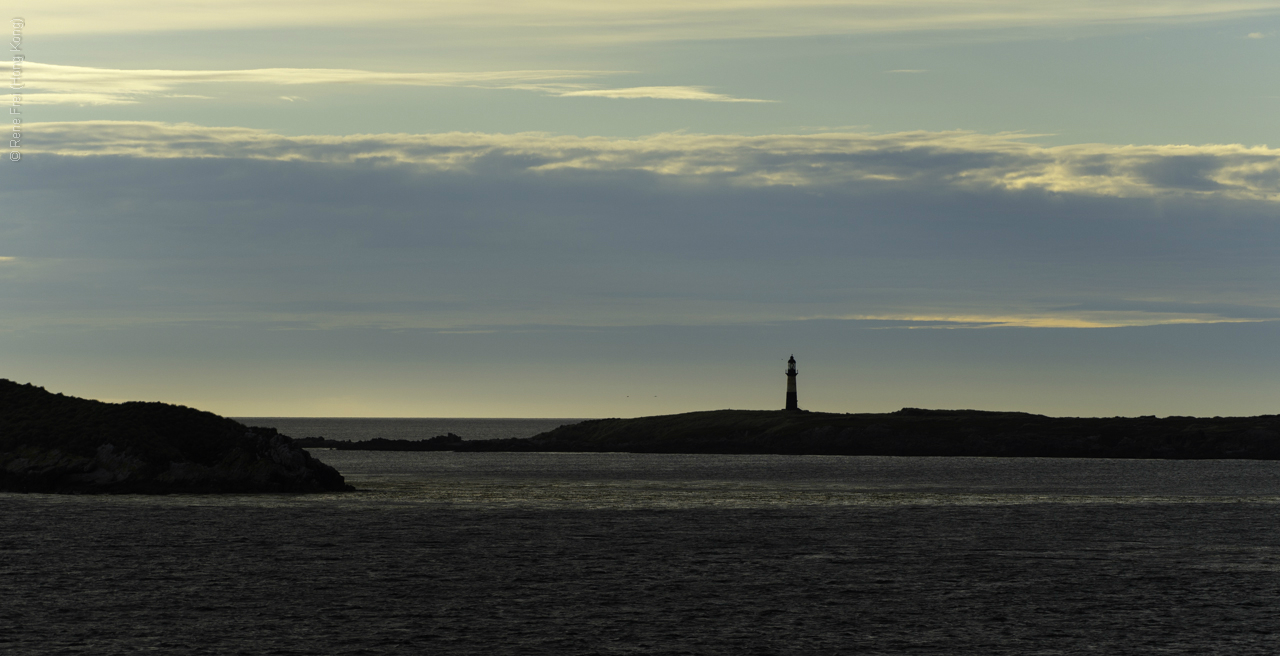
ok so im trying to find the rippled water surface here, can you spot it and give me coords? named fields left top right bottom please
left=5, top=453, right=1280, bottom=654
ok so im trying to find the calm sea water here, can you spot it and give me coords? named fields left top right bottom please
left=233, top=417, right=589, bottom=442
left=5, top=449, right=1280, bottom=654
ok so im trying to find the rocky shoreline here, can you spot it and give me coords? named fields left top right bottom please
left=299, top=409, right=1280, bottom=460
left=506, top=409, right=1280, bottom=459
left=0, top=380, right=352, bottom=494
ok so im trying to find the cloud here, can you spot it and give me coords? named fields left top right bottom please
left=1053, top=300, right=1280, bottom=321
left=1247, top=31, right=1268, bottom=37
left=4, top=123, right=1279, bottom=339
left=5, top=62, right=610, bottom=105
left=835, top=312, right=1267, bottom=329
left=4, top=62, right=766, bottom=106
left=558, top=86, right=771, bottom=102
left=11, top=93, right=123, bottom=106
left=24, top=121, right=1280, bottom=202
left=26, top=0, right=1280, bottom=41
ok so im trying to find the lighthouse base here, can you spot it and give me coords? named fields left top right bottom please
left=785, top=392, right=799, bottom=412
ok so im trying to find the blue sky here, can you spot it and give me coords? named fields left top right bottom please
left=4, top=2, right=1280, bottom=417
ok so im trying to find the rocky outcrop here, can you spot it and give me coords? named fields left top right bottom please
left=0, top=380, right=352, bottom=494
left=457, top=408, right=1280, bottom=459
left=294, top=433, right=464, bottom=451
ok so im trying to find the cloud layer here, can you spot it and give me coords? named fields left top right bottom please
left=25, top=121, right=1280, bottom=201
left=26, top=0, right=1280, bottom=39
left=6, top=120, right=1280, bottom=416
left=9, top=6, right=1280, bottom=417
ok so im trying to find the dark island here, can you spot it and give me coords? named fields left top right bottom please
left=295, top=433, right=467, bottom=451
left=0, top=380, right=352, bottom=494
left=299, top=409, right=1280, bottom=460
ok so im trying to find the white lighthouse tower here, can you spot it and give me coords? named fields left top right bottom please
left=785, top=355, right=799, bottom=411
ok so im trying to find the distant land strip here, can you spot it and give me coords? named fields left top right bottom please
left=293, top=409, right=1280, bottom=460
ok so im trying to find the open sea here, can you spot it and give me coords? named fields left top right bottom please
left=4, top=418, right=1280, bottom=654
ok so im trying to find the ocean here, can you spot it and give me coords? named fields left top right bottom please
left=5, top=419, right=1280, bottom=654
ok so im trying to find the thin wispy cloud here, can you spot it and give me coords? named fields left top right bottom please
left=838, top=312, right=1266, bottom=329
left=26, top=121, right=1280, bottom=202
left=27, top=0, right=1280, bottom=41
left=558, top=86, right=771, bottom=102
left=6, top=62, right=608, bottom=105
left=4, top=62, right=764, bottom=106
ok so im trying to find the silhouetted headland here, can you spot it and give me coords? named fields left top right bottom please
left=299, top=409, right=1280, bottom=460
left=295, top=433, right=467, bottom=451
left=0, top=380, right=352, bottom=493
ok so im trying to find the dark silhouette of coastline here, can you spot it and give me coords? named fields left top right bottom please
left=298, top=409, right=1280, bottom=460
left=0, top=380, right=353, bottom=494
left=294, top=433, right=466, bottom=451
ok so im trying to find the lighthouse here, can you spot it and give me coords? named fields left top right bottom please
left=785, top=355, right=799, bottom=411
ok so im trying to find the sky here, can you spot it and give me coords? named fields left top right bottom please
left=3, top=1, right=1280, bottom=418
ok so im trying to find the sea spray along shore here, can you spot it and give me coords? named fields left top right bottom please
left=0, top=380, right=351, bottom=494
left=296, top=409, right=1280, bottom=460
